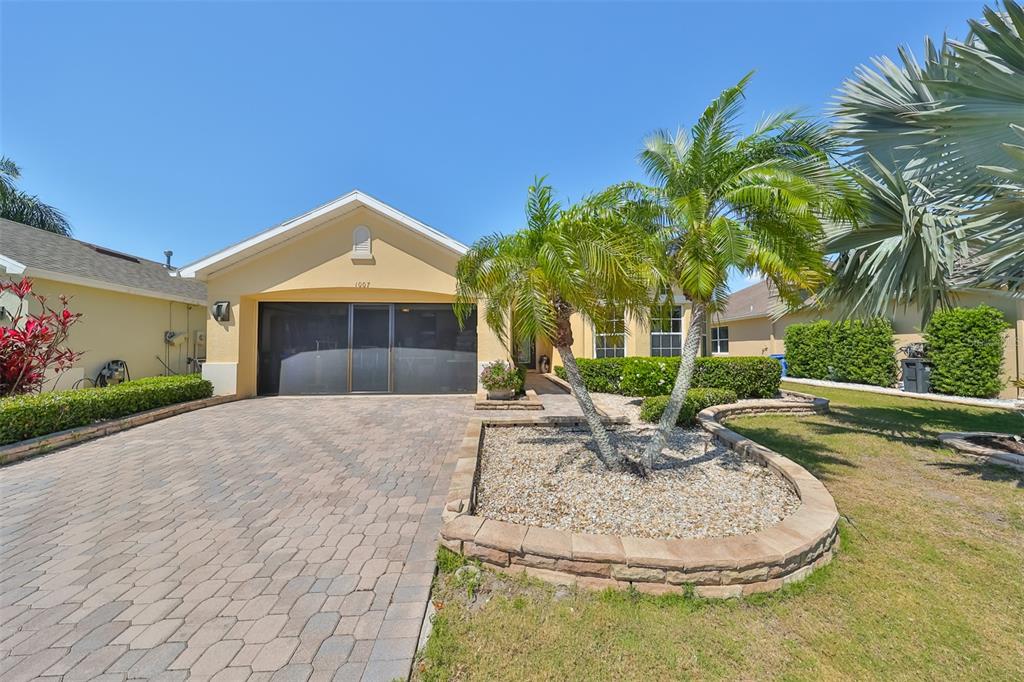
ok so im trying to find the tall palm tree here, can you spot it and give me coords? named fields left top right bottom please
left=630, top=74, right=856, bottom=470
left=455, top=179, right=660, bottom=473
left=0, top=156, right=71, bottom=236
left=823, top=155, right=969, bottom=324
left=937, top=1, right=1024, bottom=292
left=825, top=0, right=1024, bottom=319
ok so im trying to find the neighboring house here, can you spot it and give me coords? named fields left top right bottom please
left=0, top=218, right=208, bottom=389
left=180, top=191, right=698, bottom=397
left=710, top=280, right=1024, bottom=399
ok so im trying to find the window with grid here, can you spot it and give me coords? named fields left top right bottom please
left=594, top=315, right=626, bottom=358
left=711, top=325, right=730, bottom=354
left=650, top=305, right=683, bottom=357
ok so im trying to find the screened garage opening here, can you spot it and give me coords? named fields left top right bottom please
left=257, top=302, right=477, bottom=395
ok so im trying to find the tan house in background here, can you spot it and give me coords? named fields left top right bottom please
left=0, top=218, right=207, bottom=389
left=709, top=280, right=1024, bottom=400
left=180, top=191, right=697, bottom=397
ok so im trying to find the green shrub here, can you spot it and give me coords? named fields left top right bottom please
left=639, top=388, right=738, bottom=426
left=924, top=305, right=1008, bottom=398
left=619, top=357, right=678, bottom=396
left=557, top=356, right=779, bottom=399
left=0, top=374, right=213, bottom=445
left=554, top=357, right=627, bottom=393
left=692, top=356, right=781, bottom=399
left=782, top=320, right=833, bottom=380
left=785, top=318, right=897, bottom=387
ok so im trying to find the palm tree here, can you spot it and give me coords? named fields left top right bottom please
left=630, top=74, right=856, bottom=470
left=935, top=1, right=1024, bottom=293
left=824, top=0, right=1024, bottom=319
left=0, top=156, right=71, bottom=236
left=455, top=179, right=660, bottom=473
left=823, top=155, right=969, bottom=325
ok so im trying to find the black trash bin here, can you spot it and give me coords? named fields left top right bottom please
left=901, top=358, right=932, bottom=393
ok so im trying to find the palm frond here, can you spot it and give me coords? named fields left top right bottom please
left=0, top=156, right=72, bottom=236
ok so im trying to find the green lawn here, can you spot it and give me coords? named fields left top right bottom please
left=415, top=383, right=1024, bottom=681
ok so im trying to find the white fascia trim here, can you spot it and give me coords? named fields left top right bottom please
left=25, top=267, right=206, bottom=306
left=178, top=190, right=469, bottom=279
left=0, top=253, right=27, bottom=275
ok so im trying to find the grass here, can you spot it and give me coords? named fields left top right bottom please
left=414, top=383, right=1024, bottom=681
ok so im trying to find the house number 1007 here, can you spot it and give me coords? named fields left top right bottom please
left=354, top=281, right=370, bottom=288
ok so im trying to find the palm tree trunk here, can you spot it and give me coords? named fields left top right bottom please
left=641, top=302, right=707, bottom=472
left=557, top=344, right=625, bottom=472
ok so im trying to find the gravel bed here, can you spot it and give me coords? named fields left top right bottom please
left=592, top=393, right=644, bottom=423
left=475, top=424, right=800, bottom=539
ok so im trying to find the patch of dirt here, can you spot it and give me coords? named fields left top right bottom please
left=967, top=434, right=1024, bottom=455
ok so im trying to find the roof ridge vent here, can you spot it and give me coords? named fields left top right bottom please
left=88, top=244, right=141, bottom=263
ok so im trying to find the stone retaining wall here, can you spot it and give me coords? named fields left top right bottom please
left=440, top=397, right=839, bottom=597
left=0, top=394, right=241, bottom=465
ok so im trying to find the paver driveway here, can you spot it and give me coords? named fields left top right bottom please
left=0, top=395, right=474, bottom=682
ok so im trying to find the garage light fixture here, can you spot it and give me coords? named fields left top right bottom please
left=212, top=301, right=231, bottom=322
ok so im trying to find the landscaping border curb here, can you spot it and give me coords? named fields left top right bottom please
left=782, top=376, right=1019, bottom=410
left=439, top=397, right=839, bottom=597
left=937, top=431, right=1024, bottom=472
left=0, top=394, right=241, bottom=465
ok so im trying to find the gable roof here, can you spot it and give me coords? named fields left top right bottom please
left=0, top=218, right=207, bottom=305
left=717, top=280, right=775, bottom=322
left=178, top=190, right=469, bottom=280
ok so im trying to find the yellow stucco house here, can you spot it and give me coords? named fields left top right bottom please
left=180, top=191, right=696, bottom=397
left=0, top=218, right=208, bottom=389
left=710, top=280, right=1024, bottom=400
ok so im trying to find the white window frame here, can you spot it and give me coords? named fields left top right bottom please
left=650, top=305, right=683, bottom=357
left=710, top=325, right=730, bottom=355
left=593, top=314, right=626, bottom=359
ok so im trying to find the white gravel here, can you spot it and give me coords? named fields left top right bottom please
left=475, top=424, right=800, bottom=539
left=591, top=393, right=645, bottom=423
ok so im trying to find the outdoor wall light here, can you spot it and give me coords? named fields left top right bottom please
left=212, top=301, right=231, bottom=322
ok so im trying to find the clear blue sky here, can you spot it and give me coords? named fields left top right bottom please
left=2, top=0, right=980, bottom=291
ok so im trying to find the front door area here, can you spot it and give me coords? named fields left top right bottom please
left=257, top=302, right=477, bottom=395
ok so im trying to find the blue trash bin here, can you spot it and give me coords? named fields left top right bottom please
left=769, top=353, right=787, bottom=377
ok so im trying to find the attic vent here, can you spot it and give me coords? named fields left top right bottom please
left=89, top=245, right=140, bottom=263
left=352, top=225, right=373, bottom=262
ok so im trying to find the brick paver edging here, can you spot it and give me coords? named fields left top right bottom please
left=938, top=431, right=1024, bottom=472
left=438, top=398, right=839, bottom=598
left=0, top=394, right=241, bottom=465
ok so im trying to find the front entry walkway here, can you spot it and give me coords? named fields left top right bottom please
left=0, top=396, right=473, bottom=682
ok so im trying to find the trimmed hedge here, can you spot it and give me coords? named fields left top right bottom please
left=639, top=388, right=738, bottom=427
left=0, top=374, right=213, bottom=445
left=924, top=305, right=1008, bottom=398
left=619, top=357, right=677, bottom=397
left=785, top=318, right=897, bottom=387
left=556, top=357, right=628, bottom=393
left=692, top=357, right=780, bottom=399
left=554, top=356, right=780, bottom=399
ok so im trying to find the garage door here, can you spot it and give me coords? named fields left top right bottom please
left=257, top=302, right=477, bottom=395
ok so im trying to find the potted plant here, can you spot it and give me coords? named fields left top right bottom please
left=479, top=360, right=523, bottom=400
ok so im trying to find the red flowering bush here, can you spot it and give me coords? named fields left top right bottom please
left=1, top=277, right=82, bottom=396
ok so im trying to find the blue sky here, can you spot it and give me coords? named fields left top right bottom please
left=2, top=0, right=980, bottom=291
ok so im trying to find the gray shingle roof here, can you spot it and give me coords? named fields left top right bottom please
left=0, top=218, right=207, bottom=303
left=718, top=280, right=774, bottom=321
